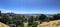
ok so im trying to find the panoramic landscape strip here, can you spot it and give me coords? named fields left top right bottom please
left=0, top=11, right=60, bottom=27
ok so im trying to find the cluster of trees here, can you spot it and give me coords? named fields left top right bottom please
left=0, top=11, right=60, bottom=27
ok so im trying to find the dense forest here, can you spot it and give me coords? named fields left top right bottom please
left=0, top=11, right=60, bottom=27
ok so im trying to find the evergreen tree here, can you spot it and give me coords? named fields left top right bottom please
left=0, top=11, right=1, bottom=16
left=39, top=14, right=47, bottom=24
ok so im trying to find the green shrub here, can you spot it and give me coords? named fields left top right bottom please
left=32, top=21, right=38, bottom=27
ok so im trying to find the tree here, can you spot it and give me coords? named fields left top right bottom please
left=38, top=14, right=47, bottom=23
left=0, top=14, right=10, bottom=24
left=28, top=16, right=34, bottom=27
left=0, top=11, right=1, bottom=16
left=53, top=13, right=60, bottom=20
left=12, top=15, right=24, bottom=27
left=32, top=21, right=38, bottom=27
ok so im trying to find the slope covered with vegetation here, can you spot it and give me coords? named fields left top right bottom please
left=0, top=11, right=60, bottom=27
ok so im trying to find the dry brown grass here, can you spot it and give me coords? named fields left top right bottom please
left=37, top=20, right=60, bottom=27
left=24, top=22, right=28, bottom=27
left=0, top=22, right=10, bottom=27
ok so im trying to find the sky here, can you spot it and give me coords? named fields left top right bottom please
left=0, top=0, right=60, bottom=14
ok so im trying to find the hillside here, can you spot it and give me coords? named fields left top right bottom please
left=0, top=22, right=10, bottom=27
left=37, top=20, right=60, bottom=27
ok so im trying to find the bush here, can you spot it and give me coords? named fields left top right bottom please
left=32, top=21, right=38, bottom=27
left=53, top=14, right=60, bottom=20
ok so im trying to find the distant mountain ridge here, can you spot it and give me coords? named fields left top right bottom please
left=1, top=12, right=54, bottom=16
left=21, top=14, right=53, bottom=16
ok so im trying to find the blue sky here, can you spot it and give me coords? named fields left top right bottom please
left=0, top=0, right=60, bottom=14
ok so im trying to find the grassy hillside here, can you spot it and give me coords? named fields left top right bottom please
left=0, top=22, right=10, bottom=27
left=37, top=20, right=60, bottom=27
